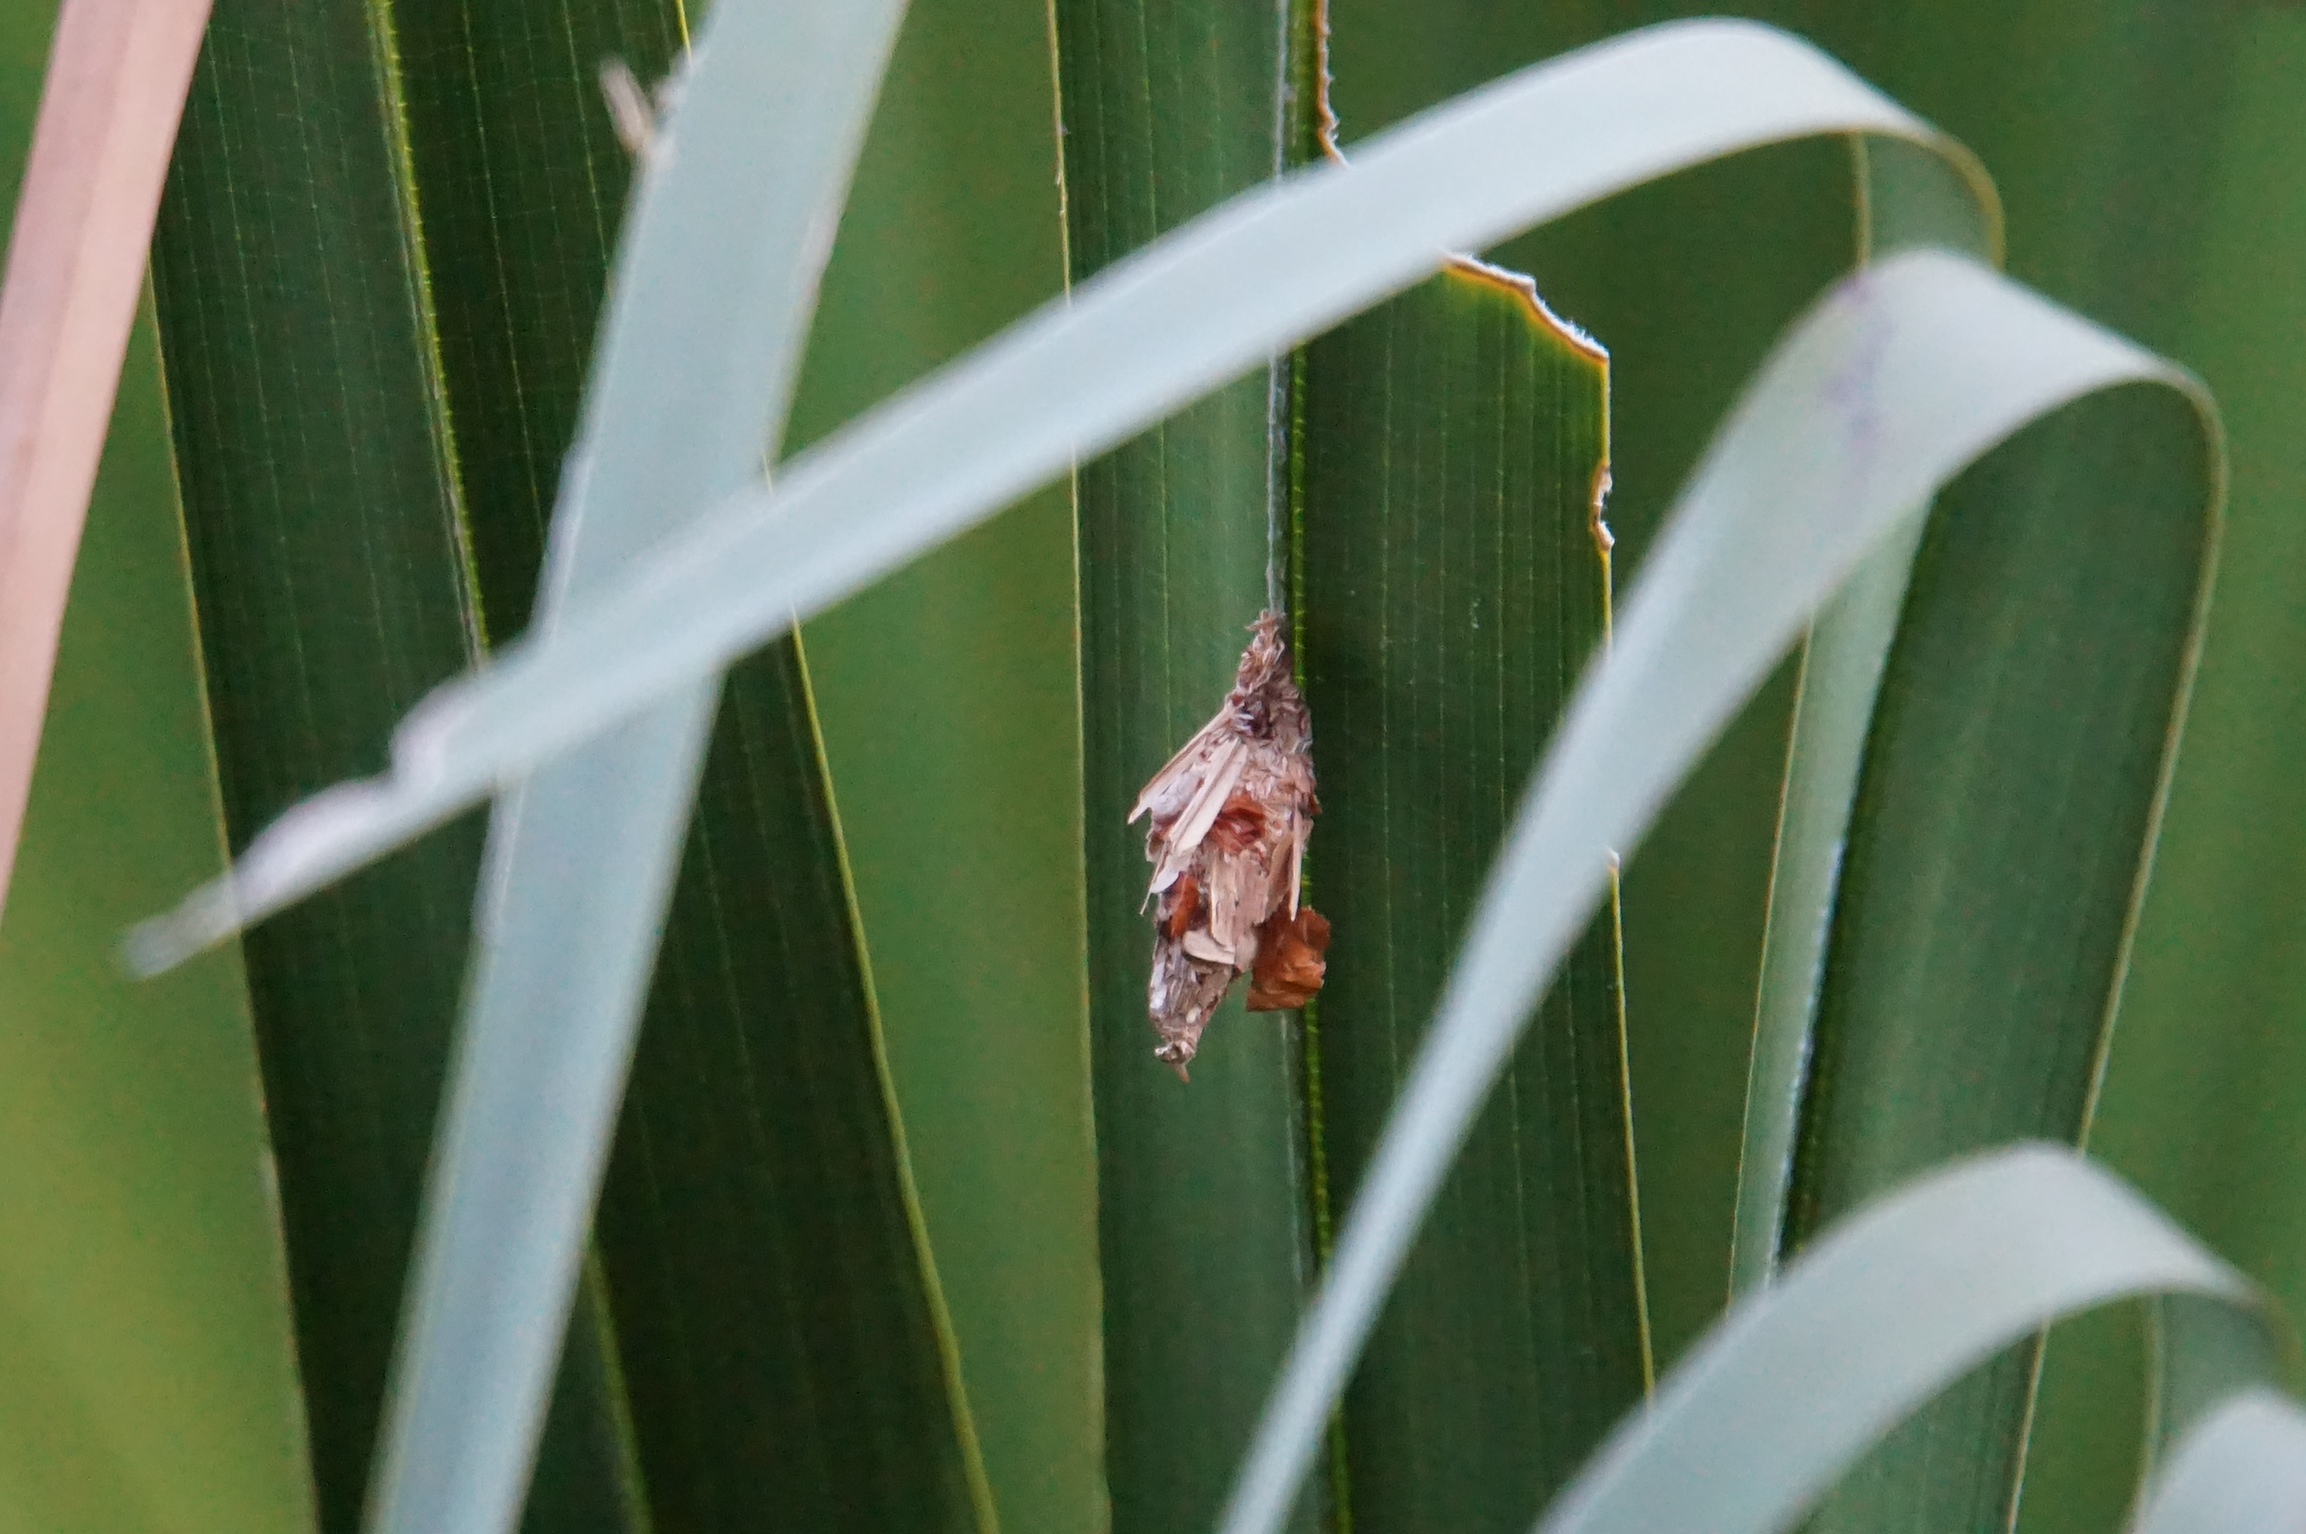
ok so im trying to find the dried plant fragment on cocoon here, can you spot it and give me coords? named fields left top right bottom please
left=1131, top=612, right=1328, bottom=1079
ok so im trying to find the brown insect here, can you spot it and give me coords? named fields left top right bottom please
left=1130, top=612, right=1330, bottom=1080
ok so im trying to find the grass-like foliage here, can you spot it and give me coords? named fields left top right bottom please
left=28, top=3, right=2297, bottom=1532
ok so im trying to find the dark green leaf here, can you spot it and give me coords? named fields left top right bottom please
left=593, top=632, right=989, bottom=1533
left=1997, top=9, right=2306, bottom=1529
left=1300, top=262, right=1645, bottom=1530
left=1732, top=133, right=2000, bottom=1295
left=1051, top=4, right=1325, bottom=1530
left=1769, top=20, right=2227, bottom=1521
left=1732, top=9, right=2244, bottom=1532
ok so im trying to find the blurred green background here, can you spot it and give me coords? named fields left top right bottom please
left=5, top=0, right=2304, bottom=1530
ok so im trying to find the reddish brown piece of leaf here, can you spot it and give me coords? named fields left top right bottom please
left=0, top=0, right=213, bottom=919
left=1247, top=905, right=1329, bottom=1012
left=1130, top=611, right=1322, bottom=1078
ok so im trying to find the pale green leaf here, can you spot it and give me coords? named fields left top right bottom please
left=2132, top=1392, right=2306, bottom=1534
left=1530, top=1148, right=2256, bottom=1534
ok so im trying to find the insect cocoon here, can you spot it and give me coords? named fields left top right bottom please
left=1130, top=612, right=1328, bottom=1080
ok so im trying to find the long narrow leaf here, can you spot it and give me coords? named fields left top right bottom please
left=1730, top=18, right=2243, bottom=1526
left=1771, top=144, right=2222, bottom=1534
left=388, top=0, right=995, bottom=1527
left=1300, top=261, right=1643, bottom=1526
left=1049, top=3, right=1324, bottom=1528
left=1732, top=526, right=1919, bottom=1288
left=382, top=6, right=697, bottom=1531
left=130, top=19, right=1990, bottom=960
left=1730, top=135, right=1998, bottom=1295
left=1850, top=18, right=2306, bottom=1523
left=783, top=0, right=1102, bottom=1520
left=1790, top=366, right=2220, bottom=1534
left=1747, top=17, right=2262, bottom=1521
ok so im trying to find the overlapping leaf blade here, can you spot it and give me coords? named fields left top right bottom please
left=1731, top=134, right=1999, bottom=1297
left=1319, top=0, right=1854, bottom=1369
left=1536, top=1148, right=2260, bottom=1534
left=1687, top=9, right=2248, bottom=1529
left=1782, top=374, right=2219, bottom=1534
left=1758, top=64, right=2223, bottom=1534
left=406, top=0, right=992, bottom=1524
left=1899, top=6, right=2306, bottom=1524
left=152, top=3, right=991, bottom=1532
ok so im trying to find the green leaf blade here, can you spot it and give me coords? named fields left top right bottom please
left=152, top=4, right=994, bottom=1532
left=1731, top=133, right=1999, bottom=1301
left=1052, top=3, right=1322, bottom=1530
left=595, top=642, right=986, bottom=1531
left=1300, top=263, right=1645, bottom=1527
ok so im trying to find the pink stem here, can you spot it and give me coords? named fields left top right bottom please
left=0, top=0, right=212, bottom=919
